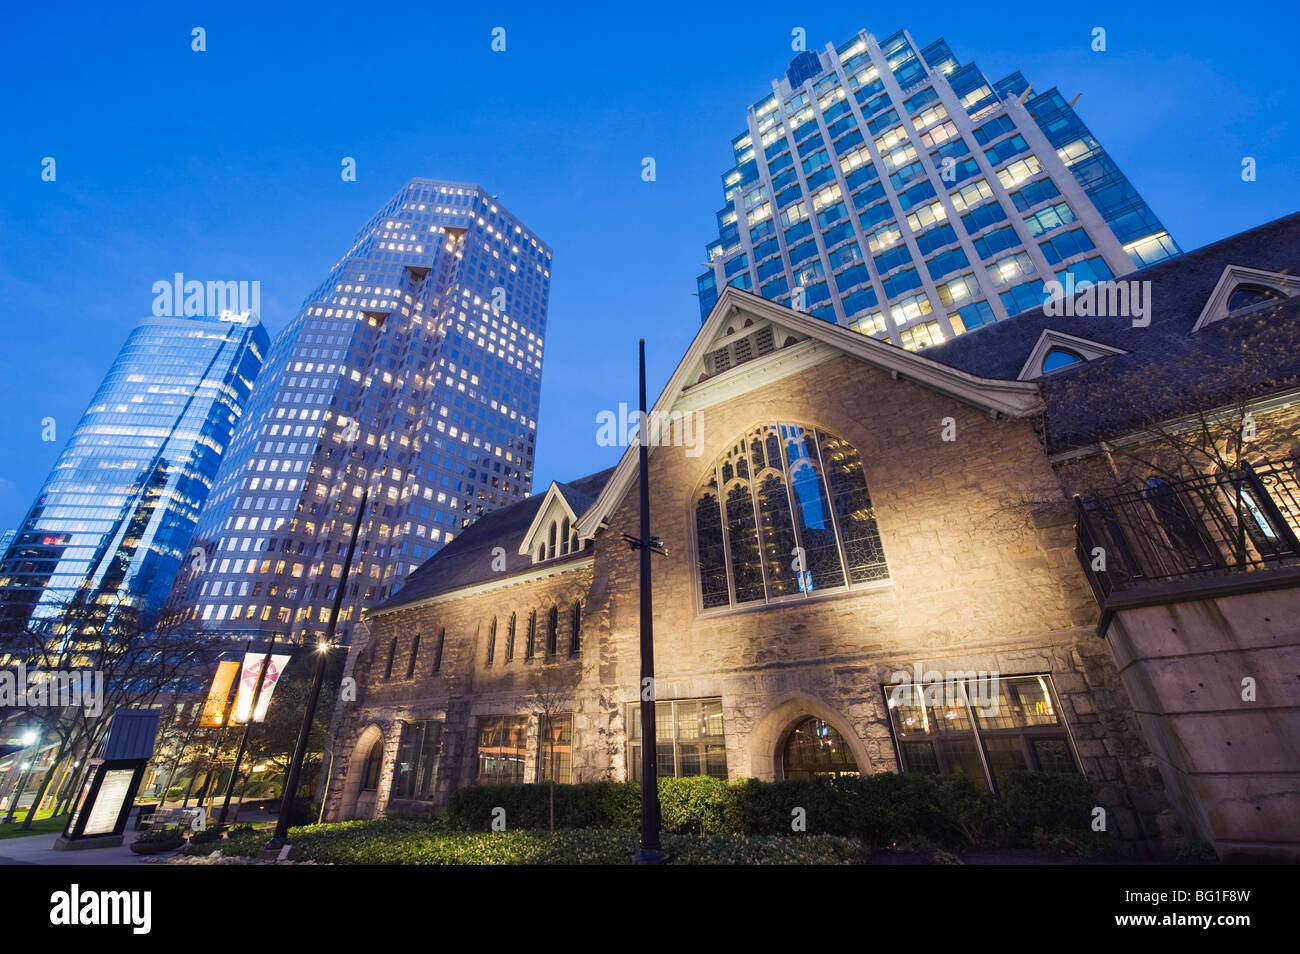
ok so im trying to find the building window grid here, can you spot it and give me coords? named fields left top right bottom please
left=883, top=673, right=1080, bottom=795
left=627, top=698, right=727, bottom=780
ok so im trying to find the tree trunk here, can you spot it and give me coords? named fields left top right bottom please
left=20, top=735, right=70, bottom=829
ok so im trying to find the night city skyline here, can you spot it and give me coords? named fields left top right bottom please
left=4, top=2, right=1298, bottom=536
left=3, top=0, right=1300, bottom=902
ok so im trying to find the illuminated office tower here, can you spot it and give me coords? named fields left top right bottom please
left=0, top=314, right=268, bottom=635
left=697, top=28, right=1179, bottom=349
left=161, top=179, right=552, bottom=646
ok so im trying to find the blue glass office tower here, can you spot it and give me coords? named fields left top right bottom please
left=161, top=179, right=552, bottom=646
left=0, top=314, right=268, bottom=634
left=698, top=28, right=1179, bottom=350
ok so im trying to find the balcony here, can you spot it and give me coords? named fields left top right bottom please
left=1074, top=458, right=1300, bottom=610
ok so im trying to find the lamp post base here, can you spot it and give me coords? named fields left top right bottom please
left=258, top=838, right=292, bottom=861
left=633, top=845, right=671, bottom=865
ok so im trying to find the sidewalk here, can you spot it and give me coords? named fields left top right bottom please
left=0, top=828, right=157, bottom=866
left=0, top=803, right=281, bottom=865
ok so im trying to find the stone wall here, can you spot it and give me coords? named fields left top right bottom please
left=325, top=352, right=1174, bottom=842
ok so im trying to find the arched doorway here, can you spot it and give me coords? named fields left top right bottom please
left=781, top=717, right=860, bottom=780
left=336, top=724, right=386, bottom=820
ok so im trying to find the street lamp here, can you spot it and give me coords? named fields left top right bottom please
left=630, top=339, right=667, bottom=864
left=264, top=484, right=368, bottom=853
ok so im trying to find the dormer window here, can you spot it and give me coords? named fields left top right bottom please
left=1192, top=265, right=1300, bottom=331
left=521, top=482, right=590, bottom=565
left=1226, top=283, right=1285, bottom=314
left=1041, top=347, right=1084, bottom=374
left=1018, top=330, right=1126, bottom=380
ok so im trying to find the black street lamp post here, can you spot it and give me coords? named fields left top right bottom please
left=264, top=486, right=368, bottom=852
left=630, top=339, right=667, bottom=864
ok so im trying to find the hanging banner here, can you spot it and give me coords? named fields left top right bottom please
left=199, top=660, right=240, bottom=727
left=231, top=652, right=291, bottom=725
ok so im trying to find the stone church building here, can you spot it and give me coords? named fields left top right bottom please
left=322, top=214, right=1300, bottom=860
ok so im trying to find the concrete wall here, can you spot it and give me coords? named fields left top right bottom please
left=1105, top=582, right=1300, bottom=861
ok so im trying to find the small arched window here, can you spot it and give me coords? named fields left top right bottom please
left=405, top=633, right=421, bottom=678
left=693, top=423, right=888, bottom=610
left=570, top=601, right=582, bottom=656
left=384, top=636, right=398, bottom=679
left=525, top=610, right=537, bottom=660
left=505, top=612, right=516, bottom=662
left=1227, top=283, right=1284, bottom=313
left=560, top=516, right=571, bottom=555
left=546, top=605, right=559, bottom=656
left=1042, top=347, right=1083, bottom=373
left=548, top=522, right=557, bottom=560
left=432, top=628, right=446, bottom=672
left=570, top=531, right=580, bottom=552
left=485, top=616, right=497, bottom=666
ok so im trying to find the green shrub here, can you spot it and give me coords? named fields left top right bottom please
left=657, top=776, right=731, bottom=834
left=1000, top=771, right=1097, bottom=845
left=447, top=782, right=639, bottom=831
left=446, top=771, right=1106, bottom=853
left=182, top=819, right=866, bottom=864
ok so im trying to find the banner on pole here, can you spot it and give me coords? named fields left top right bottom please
left=231, top=652, right=291, bottom=724
left=199, top=660, right=240, bottom=727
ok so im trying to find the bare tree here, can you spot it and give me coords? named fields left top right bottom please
left=1046, top=305, right=1300, bottom=568
left=0, top=593, right=213, bottom=829
left=526, top=663, right=585, bottom=831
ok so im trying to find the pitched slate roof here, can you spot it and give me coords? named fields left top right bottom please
left=371, top=467, right=615, bottom=614
left=922, top=211, right=1300, bottom=453
left=925, top=211, right=1300, bottom=379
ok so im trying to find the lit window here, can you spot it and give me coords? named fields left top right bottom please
left=693, top=424, right=888, bottom=610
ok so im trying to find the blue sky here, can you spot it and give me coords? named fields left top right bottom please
left=2, top=1, right=1297, bottom=531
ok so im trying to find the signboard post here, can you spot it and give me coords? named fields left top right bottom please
left=53, top=709, right=161, bottom=850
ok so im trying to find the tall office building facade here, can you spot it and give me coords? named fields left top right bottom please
left=0, top=314, right=268, bottom=635
left=160, top=179, right=552, bottom=646
left=697, top=28, right=1179, bottom=350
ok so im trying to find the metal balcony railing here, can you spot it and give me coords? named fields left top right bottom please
left=1075, top=457, right=1300, bottom=602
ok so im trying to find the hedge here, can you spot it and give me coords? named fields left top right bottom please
left=182, top=820, right=868, bottom=864
left=448, top=772, right=1099, bottom=850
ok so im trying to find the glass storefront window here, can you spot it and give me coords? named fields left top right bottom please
left=628, top=698, right=726, bottom=780
left=884, top=674, right=1078, bottom=793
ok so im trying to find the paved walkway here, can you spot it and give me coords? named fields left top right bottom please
left=0, top=827, right=159, bottom=865
left=0, top=805, right=279, bottom=865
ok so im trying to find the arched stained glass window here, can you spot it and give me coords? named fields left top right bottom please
left=692, top=423, right=889, bottom=609
left=782, top=717, right=860, bottom=780
left=695, top=472, right=729, bottom=609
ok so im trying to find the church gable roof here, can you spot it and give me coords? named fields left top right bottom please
left=370, top=467, right=615, bottom=615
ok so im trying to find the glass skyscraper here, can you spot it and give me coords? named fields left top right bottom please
left=161, top=178, right=551, bottom=646
left=697, top=28, right=1179, bottom=350
left=0, top=314, right=268, bottom=635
